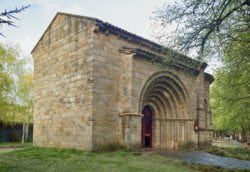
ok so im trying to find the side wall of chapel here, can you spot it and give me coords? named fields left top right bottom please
left=32, top=15, right=96, bottom=150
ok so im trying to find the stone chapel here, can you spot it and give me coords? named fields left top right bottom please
left=32, top=12, right=213, bottom=150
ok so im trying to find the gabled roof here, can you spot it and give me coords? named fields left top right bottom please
left=31, top=12, right=209, bottom=73
left=32, top=12, right=171, bottom=54
left=32, top=13, right=164, bottom=53
left=32, top=12, right=213, bottom=82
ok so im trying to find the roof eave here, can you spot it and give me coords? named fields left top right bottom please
left=204, top=73, right=214, bottom=83
left=119, top=47, right=201, bottom=75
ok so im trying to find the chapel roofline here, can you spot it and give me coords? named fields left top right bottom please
left=32, top=12, right=170, bottom=54
left=31, top=12, right=211, bottom=76
left=204, top=73, right=214, bottom=83
left=119, top=47, right=213, bottom=83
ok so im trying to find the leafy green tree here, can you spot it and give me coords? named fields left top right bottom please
left=154, top=0, right=250, bottom=141
left=211, top=32, right=250, bottom=140
left=153, top=0, right=250, bottom=59
left=0, top=44, right=33, bottom=143
left=0, top=44, right=23, bottom=122
left=16, top=74, right=33, bottom=143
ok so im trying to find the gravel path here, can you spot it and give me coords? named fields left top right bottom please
left=158, top=150, right=250, bottom=170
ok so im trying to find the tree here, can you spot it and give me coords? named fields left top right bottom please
left=153, top=0, right=250, bottom=59
left=0, top=44, right=23, bottom=121
left=0, top=44, right=33, bottom=143
left=0, top=5, right=30, bottom=36
left=16, top=74, right=33, bottom=144
left=153, top=0, right=250, bottom=141
left=211, top=32, right=250, bottom=141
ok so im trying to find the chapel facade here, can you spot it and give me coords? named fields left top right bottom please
left=32, top=12, right=213, bottom=150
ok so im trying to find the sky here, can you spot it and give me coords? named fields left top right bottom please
left=0, top=0, right=217, bottom=73
left=0, top=0, right=167, bottom=57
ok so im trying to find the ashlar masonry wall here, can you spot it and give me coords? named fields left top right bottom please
left=32, top=13, right=212, bottom=150
left=90, top=29, right=212, bottom=149
left=32, top=14, right=96, bottom=150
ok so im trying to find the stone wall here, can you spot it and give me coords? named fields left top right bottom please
left=90, top=32, right=141, bottom=149
left=33, top=13, right=212, bottom=150
left=132, top=58, right=200, bottom=149
left=203, top=80, right=213, bottom=145
left=32, top=14, right=96, bottom=150
left=90, top=28, right=211, bottom=149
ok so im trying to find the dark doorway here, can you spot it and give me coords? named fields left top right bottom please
left=141, top=105, right=153, bottom=148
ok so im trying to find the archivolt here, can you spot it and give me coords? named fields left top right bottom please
left=138, top=71, right=189, bottom=119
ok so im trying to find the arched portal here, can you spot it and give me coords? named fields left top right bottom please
left=141, top=105, right=153, bottom=148
left=138, top=71, right=189, bottom=149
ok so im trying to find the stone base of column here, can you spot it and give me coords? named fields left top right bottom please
left=119, top=113, right=143, bottom=150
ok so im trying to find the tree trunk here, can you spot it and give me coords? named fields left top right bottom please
left=22, top=123, right=29, bottom=144
left=241, top=128, right=246, bottom=142
left=232, top=132, right=235, bottom=140
left=22, top=123, right=25, bottom=144
left=24, top=124, right=29, bottom=142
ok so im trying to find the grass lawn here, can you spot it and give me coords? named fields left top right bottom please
left=0, top=147, right=195, bottom=172
left=201, top=146, right=250, bottom=161
left=0, top=142, right=32, bottom=148
left=213, top=140, right=243, bottom=148
left=0, top=146, right=249, bottom=172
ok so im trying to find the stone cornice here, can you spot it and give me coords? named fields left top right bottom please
left=95, top=23, right=205, bottom=69
left=204, top=73, right=214, bottom=83
left=119, top=113, right=143, bottom=117
left=119, top=47, right=202, bottom=75
left=95, top=21, right=167, bottom=54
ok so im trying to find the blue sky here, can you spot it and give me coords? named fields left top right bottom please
left=0, top=0, right=167, bottom=57
left=0, top=0, right=218, bottom=73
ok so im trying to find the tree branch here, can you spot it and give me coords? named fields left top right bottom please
left=0, top=5, right=30, bottom=36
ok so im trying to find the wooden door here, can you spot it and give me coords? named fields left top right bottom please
left=141, top=106, right=152, bottom=148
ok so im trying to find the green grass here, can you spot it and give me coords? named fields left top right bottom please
left=0, top=147, right=194, bottom=172
left=0, top=142, right=32, bottom=148
left=0, top=146, right=249, bottom=172
left=201, top=146, right=250, bottom=161
left=213, top=140, right=243, bottom=148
